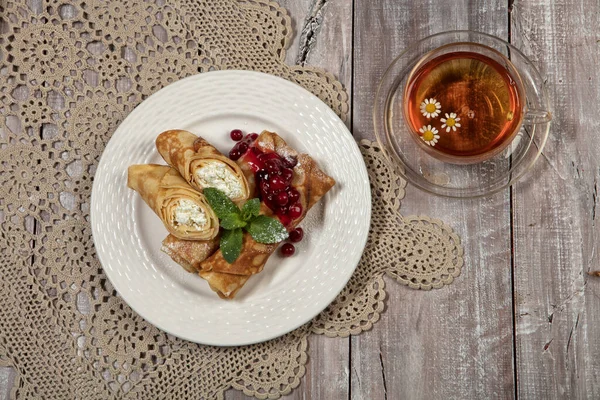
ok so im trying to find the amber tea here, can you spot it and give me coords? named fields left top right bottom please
left=404, top=51, right=523, bottom=161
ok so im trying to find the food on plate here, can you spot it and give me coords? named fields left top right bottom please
left=197, top=270, right=250, bottom=299
left=156, top=129, right=250, bottom=203
left=160, top=234, right=219, bottom=273
left=195, top=130, right=335, bottom=299
left=288, top=227, right=304, bottom=243
left=198, top=234, right=276, bottom=299
left=127, top=164, right=219, bottom=240
left=229, top=129, right=244, bottom=141
left=131, top=129, right=335, bottom=299
left=279, top=243, right=295, bottom=257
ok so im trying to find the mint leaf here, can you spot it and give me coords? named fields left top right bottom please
left=220, top=213, right=247, bottom=230
left=203, top=188, right=240, bottom=219
left=241, top=198, right=261, bottom=221
left=220, top=228, right=243, bottom=264
left=247, top=215, right=289, bottom=244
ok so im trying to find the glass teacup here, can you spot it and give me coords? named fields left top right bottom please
left=374, top=31, right=552, bottom=198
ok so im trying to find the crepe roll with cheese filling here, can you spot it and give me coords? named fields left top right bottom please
left=156, top=130, right=251, bottom=203
left=127, top=164, right=219, bottom=240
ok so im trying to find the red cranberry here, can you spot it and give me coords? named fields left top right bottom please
left=256, top=169, right=269, bottom=182
left=229, top=148, right=242, bottom=160
left=281, top=168, right=293, bottom=183
left=276, top=191, right=289, bottom=206
left=288, top=203, right=302, bottom=219
left=289, top=227, right=304, bottom=243
left=283, top=156, right=298, bottom=168
left=288, top=188, right=300, bottom=203
left=269, top=175, right=287, bottom=193
left=259, top=180, right=270, bottom=195
left=237, top=142, right=249, bottom=154
left=278, top=205, right=289, bottom=214
left=250, top=133, right=259, bottom=140
left=278, top=214, right=292, bottom=227
left=265, top=195, right=280, bottom=213
left=265, top=159, right=282, bottom=175
left=230, top=129, right=243, bottom=141
left=280, top=243, right=295, bottom=257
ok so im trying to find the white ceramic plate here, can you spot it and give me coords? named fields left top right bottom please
left=91, top=70, right=371, bottom=346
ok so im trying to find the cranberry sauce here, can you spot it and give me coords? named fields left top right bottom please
left=231, top=133, right=300, bottom=226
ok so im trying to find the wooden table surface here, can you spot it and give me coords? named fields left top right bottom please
left=2, top=0, right=599, bottom=399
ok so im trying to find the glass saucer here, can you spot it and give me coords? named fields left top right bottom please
left=373, top=31, right=551, bottom=198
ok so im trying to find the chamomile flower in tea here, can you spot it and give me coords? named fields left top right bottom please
left=420, top=98, right=442, bottom=119
left=419, top=125, right=440, bottom=146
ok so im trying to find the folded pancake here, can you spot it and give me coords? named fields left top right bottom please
left=198, top=131, right=336, bottom=299
left=160, top=234, right=271, bottom=296
left=161, top=234, right=219, bottom=273
left=127, top=164, right=219, bottom=240
left=156, top=129, right=250, bottom=203
left=198, top=271, right=250, bottom=299
left=200, top=231, right=278, bottom=275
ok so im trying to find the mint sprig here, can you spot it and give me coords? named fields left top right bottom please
left=203, top=188, right=239, bottom=218
left=220, top=228, right=243, bottom=264
left=241, top=198, right=260, bottom=220
left=220, top=213, right=247, bottom=230
left=203, top=188, right=289, bottom=263
left=247, top=216, right=290, bottom=244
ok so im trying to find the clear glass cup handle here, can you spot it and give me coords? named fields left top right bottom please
left=523, top=108, right=552, bottom=124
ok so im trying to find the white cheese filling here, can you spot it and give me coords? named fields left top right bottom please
left=173, top=199, right=207, bottom=230
left=196, top=161, right=244, bottom=199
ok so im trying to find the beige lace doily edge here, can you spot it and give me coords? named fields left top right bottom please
left=312, top=214, right=465, bottom=339
left=361, top=139, right=465, bottom=293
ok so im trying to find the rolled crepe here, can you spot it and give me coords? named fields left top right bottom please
left=198, top=131, right=336, bottom=299
left=127, top=164, right=219, bottom=240
left=161, top=234, right=219, bottom=273
left=155, top=129, right=250, bottom=203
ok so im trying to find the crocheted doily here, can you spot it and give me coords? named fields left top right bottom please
left=0, top=0, right=463, bottom=398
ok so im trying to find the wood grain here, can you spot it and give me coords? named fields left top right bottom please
left=279, top=0, right=353, bottom=128
left=0, top=368, right=15, bottom=400
left=351, top=1, right=515, bottom=399
left=510, top=0, right=600, bottom=398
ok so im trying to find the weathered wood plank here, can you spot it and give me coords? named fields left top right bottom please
left=0, top=367, right=16, bottom=400
left=280, top=0, right=352, bottom=88
left=510, top=0, right=600, bottom=398
left=277, top=0, right=311, bottom=66
left=351, top=1, right=515, bottom=399
left=280, top=0, right=353, bottom=129
left=226, top=1, right=353, bottom=399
